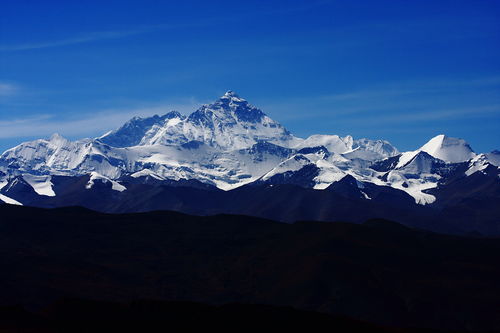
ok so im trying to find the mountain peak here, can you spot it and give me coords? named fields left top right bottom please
left=163, top=110, right=183, bottom=119
left=190, top=90, right=269, bottom=125
left=219, top=90, right=246, bottom=103
left=419, top=134, right=475, bottom=163
left=222, top=90, right=240, bottom=97
left=49, top=133, right=69, bottom=145
left=49, top=133, right=65, bottom=141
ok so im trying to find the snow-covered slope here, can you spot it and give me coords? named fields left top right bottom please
left=99, top=112, right=185, bottom=148
left=295, top=135, right=352, bottom=154
left=382, top=152, right=445, bottom=205
left=419, top=134, right=476, bottom=163
left=0, top=193, right=22, bottom=205
left=0, top=179, right=23, bottom=205
left=22, top=174, right=55, bottom=196
left=100, top=91, right=300, bottom=150
left=465, top=154, right=500, bottom=177
left=345, top=138, right=399, bottom=161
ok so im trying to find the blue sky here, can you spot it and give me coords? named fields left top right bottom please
left=0, top=0, right=499, bottom=153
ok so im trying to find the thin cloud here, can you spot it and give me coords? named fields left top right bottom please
left=366, top=105, right=500, bottom=124
left=0, top=30, right=145, bottom=51
left=322, top=76, right=500, bottom=102
left=326, top=105, right=500, bottom=130
left=260, top=76, right=500, bottom=121
left=0, top=21, right=213, bottom=52
left=0, top=100, right=204, bottom=140
left=0, top=82, right=19, bottom=96
left=0, top=1, right=334, bottom=52
left=0, top=115, right=52, bottom=127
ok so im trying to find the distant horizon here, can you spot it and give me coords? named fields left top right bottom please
left=1, top=0, right=499, bottom=153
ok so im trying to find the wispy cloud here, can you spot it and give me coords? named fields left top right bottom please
left=0, top=82, right=19, bottom=97
left=0, top=30, right=145, bottom=51
left=355, top=105, right=500, bottom=125
left=260, top=76, right=500, bottom=121
left=0, top=21, right=214, bottom=52
left=0, top=1, right=334, bottom=52
left=0, top=100, right=204, bottom=140
left=321, top=76, right=500, bottom=102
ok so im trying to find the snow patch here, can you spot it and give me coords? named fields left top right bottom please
left=0, top=193, right=22, bottom=205
left=262, top=155, right=311, bottom=180
left=86, top=172, right=126, bottom=192
left=130, top=169, right=165, bottom=180
left=396, top=151, right=420, bottom=168
left=466, top=154, right=490, bottom=176
left=166, top=117, right=182, bottom=127
left=386, top=171, right=437, bottom=205
left=312, top=160, right=345, bottom=189
left=22, top=174, right=55, bottom=196
left=361, top=191, right=371, bottom=200
left=295, top=134, right=352, bottom=154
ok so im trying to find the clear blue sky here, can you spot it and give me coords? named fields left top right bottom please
left=0, top=0, right=499, bottom=153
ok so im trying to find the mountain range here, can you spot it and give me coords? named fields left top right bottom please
left=1, top=91, right=499, bottom=235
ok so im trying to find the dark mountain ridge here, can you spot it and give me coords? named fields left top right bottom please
left=1, top=204, right=500, bottom=331
left=2, top=171, right=499, bottom=236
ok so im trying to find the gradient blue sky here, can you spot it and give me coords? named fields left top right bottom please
left=0, top=0, right=499, bottom=153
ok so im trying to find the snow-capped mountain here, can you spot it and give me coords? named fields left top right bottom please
left=100, top=91, right=299, bottom=149
left=0, top=91, right=400, bottom=190
left=0, top=91, right=499, bottom=235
